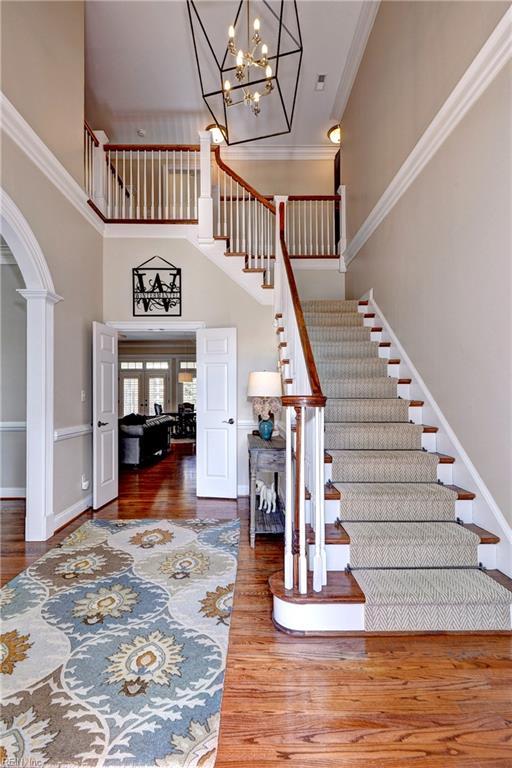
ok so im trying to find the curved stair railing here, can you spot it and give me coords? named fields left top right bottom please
left=212, top=146, right=276, bottom=287
left=275, top=201, right=327, bottom=594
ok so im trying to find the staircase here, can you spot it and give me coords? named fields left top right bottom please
left=270, top=297, right=512, bottom=634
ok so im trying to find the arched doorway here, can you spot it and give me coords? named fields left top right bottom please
left=0, top=189, right=61, bottom=540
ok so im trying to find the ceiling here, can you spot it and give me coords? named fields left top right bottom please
left=85, top=0, right=366, bottom=150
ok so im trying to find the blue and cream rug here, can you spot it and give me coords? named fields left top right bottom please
left=0, top=517, right=240, bottom=767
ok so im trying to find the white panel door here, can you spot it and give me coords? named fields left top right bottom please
left=196, top=327, right=237, bottom=498
left=93, top=322, right=118, bottom=509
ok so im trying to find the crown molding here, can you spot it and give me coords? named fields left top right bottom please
left=331, top=1, right=380, bottom=121
left=346, top=7, right=512, bottom=265
left=221, top=145, right=338, bottom=161
left=0, top=93, right=104, bottom=235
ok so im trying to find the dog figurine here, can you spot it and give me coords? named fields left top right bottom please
left=256, top=480, right=276, bottom=514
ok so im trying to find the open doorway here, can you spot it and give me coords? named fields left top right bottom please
left=94, top=322, right=238, bottom=508
left=117, top=333, right=197, bottom=479
left=0, top=237, right=27, bottom=503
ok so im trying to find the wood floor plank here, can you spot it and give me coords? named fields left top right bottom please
left=1, top=445, right=511, bottom=767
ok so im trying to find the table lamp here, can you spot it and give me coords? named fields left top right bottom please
left=247, top=371, right=282, bottom=440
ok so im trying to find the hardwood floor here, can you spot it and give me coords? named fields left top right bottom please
left=2, top=447, right=512, bottom=767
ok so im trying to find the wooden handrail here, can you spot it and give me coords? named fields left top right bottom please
left=84, top=120, right=99, bottom=147
left=279, top=202, right=325, bottom=405
left=288, top=195, right=340, bottom=201
left=104, top=144, right=200, bottom=152
left=213, top=146, right=276, bottom=214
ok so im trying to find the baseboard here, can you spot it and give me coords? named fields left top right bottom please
left=366, top=290, right=512, bottom=577
left=0, top=487, right=26, bottom=498
left=53, top=494, right=92, bottom=532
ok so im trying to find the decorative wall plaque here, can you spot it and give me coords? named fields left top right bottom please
left=132, top=256, right=182, bottom=316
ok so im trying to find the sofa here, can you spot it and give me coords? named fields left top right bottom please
left=119, top=414, right=174, bottom=467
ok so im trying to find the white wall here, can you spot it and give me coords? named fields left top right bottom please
left=103, top=237, right=276, bottom=493
left=0, top=259, right=26, bottom=494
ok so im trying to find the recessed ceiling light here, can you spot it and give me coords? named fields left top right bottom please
left=137, top=128, right=146, bottom=137
left=327, top=124, right=341, bottom=145
left=205, top=123, right=227, bottom=144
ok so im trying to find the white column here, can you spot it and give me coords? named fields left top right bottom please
left=197, top=130, right=214, bottom=243
left=92, top=130, right=109, bottom=214
left=18, top=289, right=62, bottom=541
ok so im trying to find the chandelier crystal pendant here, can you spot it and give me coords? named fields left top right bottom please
left=187, top=0, right=303, bottom=145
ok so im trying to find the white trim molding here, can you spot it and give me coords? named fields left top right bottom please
left=366, top=289, right=512, bottom=576
left=54, top=424, right=92, bottom=442
left=0, top=487, right=26, bottom=498
left=346, top=7, right=512, bottom=265
left=0, top=421, right=26, bottom=432
left=0, top=93, right=103, bottom=235
left=108, top=320, right=206, bottom=335
left=331, top=1, right=380, bottom=120
left=53, top=494, right=92, bottom=531
left=221, top=145, right=338, bottom=161
left=0, top=189, right=56, bottom=291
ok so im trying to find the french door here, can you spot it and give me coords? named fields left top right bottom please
left=120, top=371, right=170, bottom=416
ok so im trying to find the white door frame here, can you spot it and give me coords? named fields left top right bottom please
left=0, top=189, right=62, bottom=541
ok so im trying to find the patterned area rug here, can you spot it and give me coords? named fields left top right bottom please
left=0, top=517, right=240, bottom=767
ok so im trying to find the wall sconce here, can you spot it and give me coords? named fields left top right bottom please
left=327, top=124, right=341, bottom=145
left=205, top=124, right=226, bottom=145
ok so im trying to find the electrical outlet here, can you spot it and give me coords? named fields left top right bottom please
left=81, top=390, right=86, bottom=403
left=81, top=474, right=90, bottom=491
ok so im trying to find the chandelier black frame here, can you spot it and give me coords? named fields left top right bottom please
left=187, top=0, right=303, bottom=145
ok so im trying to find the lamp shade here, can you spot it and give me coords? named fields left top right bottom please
left=178, top=371, right=194, bottom=384
left=247, top=371, right=282, bottom=397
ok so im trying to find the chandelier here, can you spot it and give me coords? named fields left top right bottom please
left=187, top=1, right=303, bottom=145
left=223, top=10, right=274, bottom=116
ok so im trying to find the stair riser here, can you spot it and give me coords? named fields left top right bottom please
left=312, top=497, right=473, bottom=525
left=324, top=432, right=436, bottom=451
left=409, top=405, right=423, bottom=423
left=307, top=542, right=496, bottom=571
left=273, top=598, right=512, bottom=634
left=273, top=596, right=365, bottom=632
left=324, top=461, right=453, bottom=484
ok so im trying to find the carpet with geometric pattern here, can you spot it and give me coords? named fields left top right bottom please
left=305, top=299, right=511, bottom=632
left=0, top=517, right=239, bottom=766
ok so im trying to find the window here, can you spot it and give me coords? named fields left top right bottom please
left=121, top=361, right=143, bottom=370
left=180, top=361, right=197, bottom=370
left=148, top=376, right=165, bottom=411
left=146, top=361, right=169, bottom=369
left=182, top=379, right=197, bottom=405
left=123, top=378, right=139, bottom=415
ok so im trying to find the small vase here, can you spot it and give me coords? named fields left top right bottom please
left=258, top=418, right=273, bottom=441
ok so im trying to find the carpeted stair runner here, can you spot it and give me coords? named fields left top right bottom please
left=344, top=522, right=480, bottom=568
left=314, top=340, right=380, bottom=359
left=325, top=423, right=424, bottom=450
left=307, top=299, right=511, bottom=631
left=326, top=398, right=410, bottom=422
left=308, top=326, right=372, bottom=342
left=354, top=569, right=512, bottom=631
left=323, top=377, right=398, bottom=398
left=333, top=482, right=458, bottom=521
left=330, top=449, right=440, bottom=482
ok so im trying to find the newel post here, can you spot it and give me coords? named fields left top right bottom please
left=91, top=130, right=109, bottom=214
left=198, top=131, right=214, bottom=243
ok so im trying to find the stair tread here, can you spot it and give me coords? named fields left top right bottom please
left=270, top=568, right=512, bottom=606
left=331, top=481, right=471, bottom=500
left=269, top=569, right=366, bottom=604
left=306, top=522, right=499, bottom=545
left=325, top=450, right=454, bottom=463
